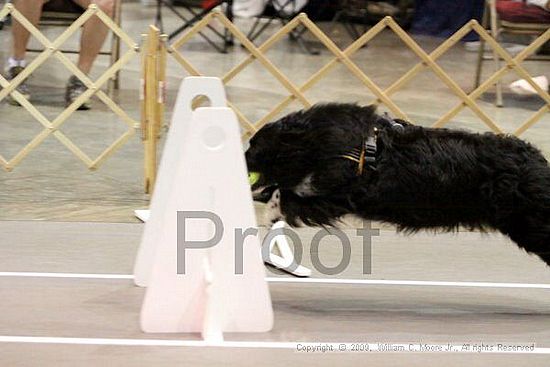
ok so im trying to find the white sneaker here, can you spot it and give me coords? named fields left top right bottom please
left=509, top=75, right=549, bottom=96
left=463, top=41, right=527, bottom=55
left=526, top=0, right=550, bottom=10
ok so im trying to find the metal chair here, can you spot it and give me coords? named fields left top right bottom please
left=25, top=0, right=122, bottom=95
left=159, top=0, right=234, bottom=53
left=246, top=0, right=302, bottom=39
left=332, top=0, right=414, bottom=42
left=474, top=0, right=550, bottom=107
left=246, top=0, right=321, bottom=55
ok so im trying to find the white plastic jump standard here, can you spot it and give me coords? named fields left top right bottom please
left=138, top=77, right=273, bottom=338
left=134, top=76, right=310, bottom=279
left=134, top=77, right=227, bottom=287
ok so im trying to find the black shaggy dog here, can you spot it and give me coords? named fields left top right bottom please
left=245, top=103, right=550, bottom=266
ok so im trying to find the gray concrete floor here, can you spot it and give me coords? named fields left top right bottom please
left=0, top=221, right=549, bottom=366
left=1, top=1, right=550, bottom=366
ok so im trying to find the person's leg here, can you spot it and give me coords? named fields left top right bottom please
left=71, top=0, right=115, bottom=74
left=7, top=0, right=45, bottom=104
left=65, top=0, right=114, bottom=109
left=11, top=0, right=45, bottom=62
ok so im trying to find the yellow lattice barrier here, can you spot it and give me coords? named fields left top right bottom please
left=0, top=3, right=140, bottom=172
left=2, top=3, right=549, bottom=193
left=141, top=25, right=167, bottom=194
left=162, top=10, right=549, bottom=140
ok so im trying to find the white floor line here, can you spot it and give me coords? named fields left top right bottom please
left=0, top=335, right=291, bottom=349
left=0, top=272, right=134, bottom=280
left=0, top=271, right=549, bottom=289
left=0, top=336, right=549, bottom=354
left=269, top=277, right=550, bottom=289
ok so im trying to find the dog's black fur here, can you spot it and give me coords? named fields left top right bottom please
left=245, top=103, right=550, bottom=266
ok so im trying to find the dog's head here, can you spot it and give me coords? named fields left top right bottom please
left=246, top=122, right=281, bottom=202
left=246, top=103, right=379, bottom=203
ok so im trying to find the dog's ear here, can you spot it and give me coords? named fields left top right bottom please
left=365, top=104, right=378, bottom=113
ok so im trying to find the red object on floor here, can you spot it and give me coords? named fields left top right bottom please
left=496, top=0, right=550, bottom=23
left=201, top=0, right=220, bottom=9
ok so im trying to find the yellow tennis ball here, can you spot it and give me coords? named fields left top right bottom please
left=249, top=172, right=261, bottom=185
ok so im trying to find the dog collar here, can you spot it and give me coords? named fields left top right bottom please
left=339, top=130, right=378, bottom=175
left=339, top=113, right=404, bottom=175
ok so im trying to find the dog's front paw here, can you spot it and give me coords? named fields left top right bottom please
left=264, top=189, right=284, bottom=225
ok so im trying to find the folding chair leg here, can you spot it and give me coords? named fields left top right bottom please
left=107, top=70, right=117, bottom=97
left=115, top=36, right=121, bottom=88
left=246, top=17, right=261, bottom=40
left=280, top=18, right=320, bottom=55
left=349, top=22, right=362, bottom=40
left=292, top=28, right=320, bottom=55
left=474, top=4, right=489, bottom=89
left=247, top=16, right=274, bottom=42
left=474, top=40, right=485, bottom=89
left=107, top=0, right=122, bottom=97
left=224, top=0, right=234, bottom=51
left=155, top=0, right=163, bottom=31
left=489, top=0, right=503, bottom=107
left=329, top=10, right=343, bottom=36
